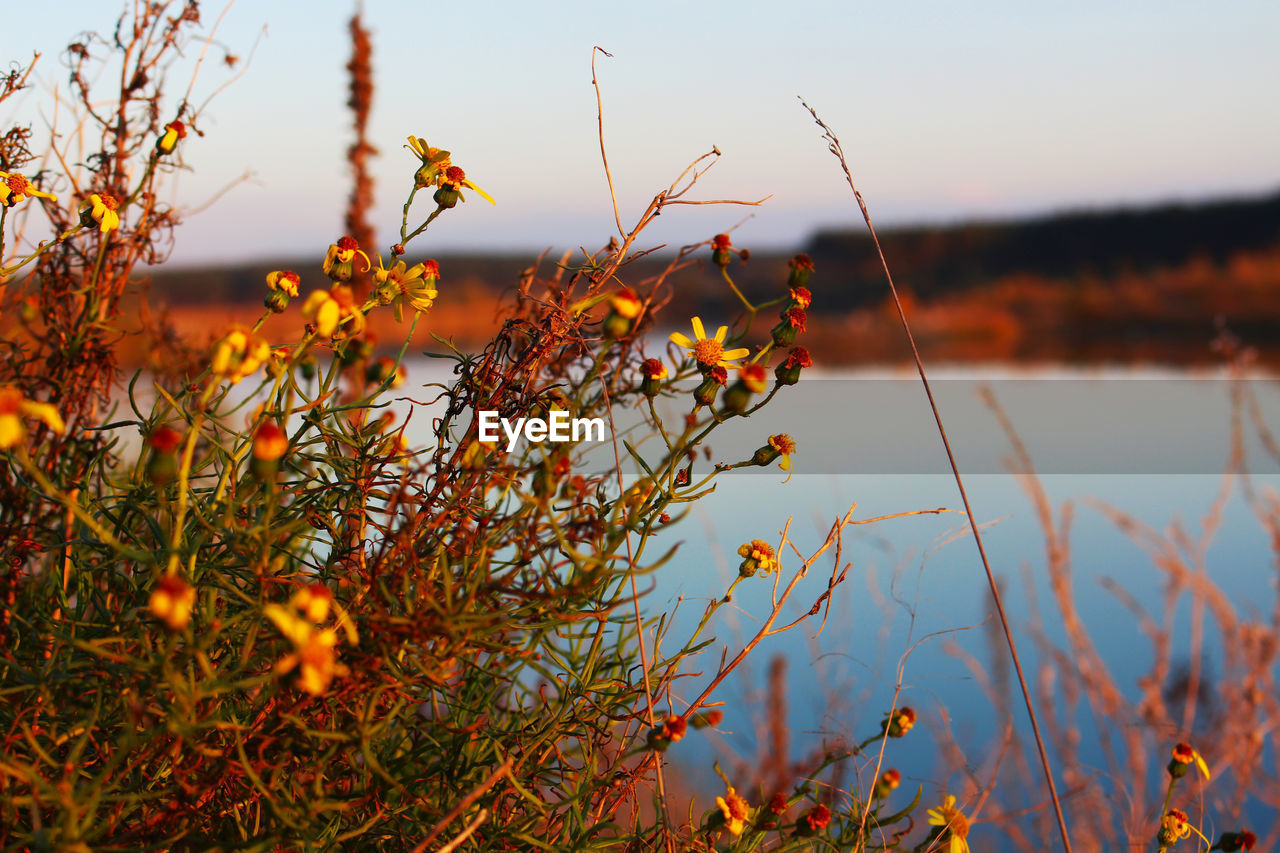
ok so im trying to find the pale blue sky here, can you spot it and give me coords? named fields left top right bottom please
left=5, top=1, right=1278, bottom=265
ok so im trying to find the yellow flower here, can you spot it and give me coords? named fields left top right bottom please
left=927, top=795, right=971, bottom=853
left=156, top=120, right=186, bottom=155
left=321, top=236, right=372, bottom=282
left=880, top=705, right=916, bottom=738
left=738, top=538, right=779, bottom=577
left=0, top=386, right=65, bottom=449
left=434, top=164, right=495, bottom=206
left=715, top=785, right=751, bottom=836
left=769, top=433, right=795, bottom=472
left=211, top=327, right=271, bottom=384
left=80, top=193, right=120, bottom=233
left=642, top=358, right=668, bottom=381
left=373, top=256, right=439, bottom=321
left=149, top=574, right=196, bottom=631
left=670, top=317, right=750, bottom=369
left=264, top=595, right=354, bottom=696
left=266, top=270, right=300, bottom=297
left=611, top=287, right=643, bottom=319
left=0, top=171, right=57, bottom=207
left=303, top=285, right=365, bottom=339
left=405, top=135, right=453, bottom=187
left=290, top=583, right=333, bottom=623
left=1171, top=742, right=1211, bottom=780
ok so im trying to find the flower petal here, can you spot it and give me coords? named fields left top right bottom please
left=690, top=317, right=706, bottom=341
left=19, top=400, right=65, bottom=434
left=714, top=325, right=728, bottom=342
left=720, top=347, right=750, bottom=362
left=669, top=333, right=694, bottom=349
left=462, top=179, right=495, bottom=205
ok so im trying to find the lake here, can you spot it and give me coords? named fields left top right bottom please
left=385, top=359, right=1280, bottom=846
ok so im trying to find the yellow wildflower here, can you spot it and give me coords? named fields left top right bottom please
left=769, top=433, right=795, bottom=475
left=156, top=120, right=186, bottom=155
left=926, top=795, right=971, bottom=853
left=715, top=785, right=751, bottom=836
left=303, top=285, right=365, bottom=339
left=373, top=256, right=439, bottom=321
left=149, top=574, right=196, bottom=631
left=1170, top=742, right=1211, bottom=780
left=0, top=171, right=57, bottom=207
left=406, top=135, right=452, bottom=188
left=0, top=386, right=65, bottom=449
left=211, top=327, right=271, bottom=384
left=264, top=592, right=355, bottom=696
left=80, top=193, right=120, bottom=233
left=433, top=164, right=494, bottom=208
left=321, top=236, right=371, bottom=282
left=290, top=583, right=333, bottom=623
left=266, top=270, right=300, bottom=297
left=670, top=317, right=750, bottom=370
left=611, top=287, right=643, bottom=319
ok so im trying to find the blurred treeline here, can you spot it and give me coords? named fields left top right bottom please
left=144, top=188, right=1280, bottom=364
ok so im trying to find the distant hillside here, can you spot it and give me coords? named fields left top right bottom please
left=806, top=189, right=1280, bottom=308
left=145, top=189, right=1280, bottom=314
left=132, top=187, right=1280, bottom=365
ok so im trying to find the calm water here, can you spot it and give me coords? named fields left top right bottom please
left=387, top=360, right=1280, bottom=842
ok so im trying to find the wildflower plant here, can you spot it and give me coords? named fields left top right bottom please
left=3, top=6, right=1267, bottom=853
left=0, top=9, right=938, bottom=849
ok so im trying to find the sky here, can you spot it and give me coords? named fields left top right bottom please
left=4, top=1, right=1279, bottom=267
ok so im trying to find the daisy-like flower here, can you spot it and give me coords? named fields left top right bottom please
left=715, top=785, right=751, bottom=836
left=670, top=317, right=750, bottom=370
left=149, top=574, right=196, bottom=631
left=290, top=583, right=334, bottom=623
left=927, top=795, right=971, bottom=853
left=433, top=164, right=495, bottom=208
left=882, top=705, right=916, bottom=738
left=0, top=386, right=65, bottom=449
left=789, top=285, right=812, bottom=309
left=641, top=358, right=668, bottom=381
left=1158, top=808, right=1193, bottom=847
left=80, top=193, right=120, bottom=233
left=1169, top=742, right=1211, bottom=781
left=156, top=120, right=186, bottom=155
left=0, top=171, right=57, bottom=208
left=322, top=236, right=372, bottom=282
left=211, top=327, right=271, bottom=384
left=738, top=538, right=779, bottom=578
left=611, top=287, right=643, bottom=319
left=405, top=135, right=452, bottom=188
left=264, top=591, right=355, bottom=696
left=640, top=357, right=668, bottom=399
left=875, top=768, right=901, bottom=799
left=373, top=256, right=439, bottom=321
left=303, top=284, right=365, bottom=339
left=266, top=270, right=301, bottom=298
left=738, top=364, right=768, bottom=394
left=769, top=433, right=796, bottom=474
